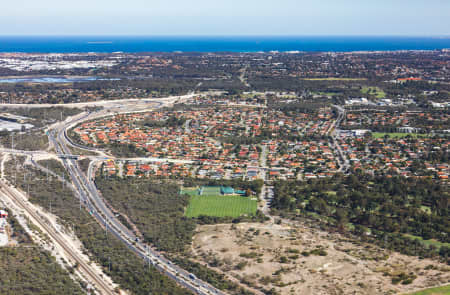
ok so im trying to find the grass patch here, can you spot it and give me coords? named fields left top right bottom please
left=361, top=86, right=386, bottom=98
left=403, top=234, right=450, bottom=250
left=311, top=92, right=339, bottom=97
left=185, top=194, right=257, bottom=218
left=372, top=132, right=429, bottom=139
left=302, top=78, right=366, bottom=81
left=404, top=284, right=450, bottom=295
left=420, top=205, right=431, bottom=214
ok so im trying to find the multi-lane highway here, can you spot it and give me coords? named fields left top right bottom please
left=48, top=98, right=226, bottom=295
left=331, top=105, right=350, bottom=172
left=2, top=93, right=352, bottom=294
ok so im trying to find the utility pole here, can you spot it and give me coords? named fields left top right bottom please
left=148, top=246, right=151, bottom=269
left=26, top=173, right=29, bottom=196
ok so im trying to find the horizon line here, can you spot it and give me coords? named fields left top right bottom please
left=0, top=34, right=449, bottom=38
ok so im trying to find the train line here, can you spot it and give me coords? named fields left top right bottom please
left=0, top=181, right=115, bottom=295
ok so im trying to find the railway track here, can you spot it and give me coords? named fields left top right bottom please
left=0, top=181, right=115, bottom=295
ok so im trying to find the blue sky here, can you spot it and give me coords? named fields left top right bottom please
left=1, top=0, right=449, bottom=35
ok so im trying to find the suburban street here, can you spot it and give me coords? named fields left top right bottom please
left=46, top=96, right=226, bottom=295
left=0, top=31, right=448, bottom=295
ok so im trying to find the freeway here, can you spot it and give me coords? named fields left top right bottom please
left=331, top=105, right=350, bottom=172
left=48, top=98, right=226, bottom=295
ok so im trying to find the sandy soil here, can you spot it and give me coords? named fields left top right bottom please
left=192, top=221, right=450, bottom=295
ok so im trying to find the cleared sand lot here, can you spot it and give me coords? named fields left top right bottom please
left=191, top=221, right=450, bottom=295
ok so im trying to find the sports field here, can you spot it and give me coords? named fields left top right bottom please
left=182, top=187, right=257, bottom=218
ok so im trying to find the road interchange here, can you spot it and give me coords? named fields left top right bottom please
left=46, top=96, right=226, bottom=295
left=0, top=94, right=350, bottom=295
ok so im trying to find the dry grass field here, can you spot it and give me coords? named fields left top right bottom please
left=191, top=221, right=450, bottom=295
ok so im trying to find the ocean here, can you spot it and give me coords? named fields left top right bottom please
left=0, top=36, right=449, bottom=53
